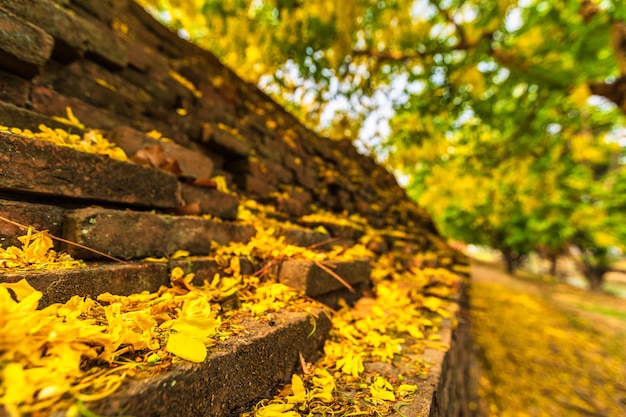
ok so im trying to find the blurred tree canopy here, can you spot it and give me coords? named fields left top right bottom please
left=137, top=0, right=626, bottom=290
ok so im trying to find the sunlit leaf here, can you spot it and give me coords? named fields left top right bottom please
left=166, top=331, right=207, bottom=363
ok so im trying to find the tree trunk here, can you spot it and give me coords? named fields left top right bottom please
left=502, top=249, right=516, bottom=275
left=548, top=252, right=558, bottom=277
left=582, top=264, right=607, bottom=292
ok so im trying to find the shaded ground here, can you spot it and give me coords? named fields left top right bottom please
left=470, top=261, right=626, bottom=417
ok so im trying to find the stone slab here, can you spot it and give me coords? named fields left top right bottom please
left=277, top=259, right=370, bottom=297
left=30, top=85, right=131, bottom=130
left=63, top=208, right=255, bottom=260
left=314, top=281, right=370, bottom=310
left=36, top=61, right=141, bottom=120
left=0, top=262, right=169, bottom=307
left=109, top=126, right=214, bottom=181
left=179, top=183, right=239, bottom=220
left=235, top=174, right=277, bottom=197
left=0, top=6, right=54, bottom=78
left=0, top=69, right=31, bottom=106
left=83, top=309, right=331, bottom=417
left=278, top=226, right=332, bottom=250
left=0, top=132, right=181, bottom=209
left=169, top=256, right=256, bottom=286
left=0, top=199, right=65, bottom=249
left=82, top=15, right=128, bottom=69
left=0, top=102, right=73, bottom=132
left=298, top=219, right=366, bottom=242
left=203, top=125, right=252, bottom=157
left=0, top=0, right=87, bottom=62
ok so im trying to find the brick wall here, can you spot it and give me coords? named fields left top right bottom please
left=0, top=1, right=472, bottom=415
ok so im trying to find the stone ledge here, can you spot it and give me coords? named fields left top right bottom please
left=0, top=69, right=30, bottom=107
left=278, top=226, right=332, bottom=249
left=0, top=0, right=87, bottom=62
left=385, top=284, right=471, bottom=417
left=179, top=183, right=239, bottom=220
left=0, top=6, right=54, bottom=78
left=63, top=208, right=255, bottom=260
left=0, top=262, right=168, bottom=307
left=0, top=132, right=182, bottom=209
left=169, top=256, right=257, bottom=285
left=109, top=126, right=215, bottom=181
left=81, top=310, right=331, bottom=417
left=277, top=259, right=370, bottom=298
left=0, top=102, right=74, bottom=132
left=298, top=219, right=366, bottom=246
left=0, top=199, right=65, bottom=248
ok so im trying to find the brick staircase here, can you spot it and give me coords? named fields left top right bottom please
left=0, top=1, right=472, bottom=416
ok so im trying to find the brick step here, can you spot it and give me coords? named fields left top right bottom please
left=0, top=131, right=181, bottom=209
left=0, top=256, right=371, bottom=309
left=0, top=262, right=167, bottom=308
left=45, top=310, right=331, bottom=417
left=297, top=217, right=365, bottom=248
left=0, top=131, right=239, bottom=219
left=276, top=259, right=370, bottom=308
left=63, top=207, right=255, bottom=260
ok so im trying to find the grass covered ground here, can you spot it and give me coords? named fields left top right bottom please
left=470, top=262, right=626, bottom=417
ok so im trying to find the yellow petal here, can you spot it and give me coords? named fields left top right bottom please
left=166, top=332, right=207, bottom=363
left=286, top=374, right=307, bottom=403
left=171, top=250, right=190, bottom=259
left=0, top=279, right=39, bottom=301
left=2, top=363, right=33, bottom=407
left=255, top=403, right=298, bottom=417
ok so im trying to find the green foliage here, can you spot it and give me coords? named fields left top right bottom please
left=136, top=0, right=626, bottom=287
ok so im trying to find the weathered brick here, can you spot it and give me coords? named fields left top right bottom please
left=36, top=61, right=141, bottom=119
left=270, top=194, right=307, bottom=217
left=0, top=0, right=87, bottom=62
left=119, top=67, right=175, bottom=107
left=69, top=0, right=126, bottom=24
left=314, top=281, right=370, bottom=309
left=116, top=4, right=162, bottom=50
left=0, top=262, right=169, bottom=307
left=126, top=39, right=169, bottom=75
left=292, top=160, right=318, bottom=190
left=0, top=199, right=65, bottom=249
left=0, top=101, right=77, bottom=131
left=298, top=219, right=365, bottom=242
left=169, top=256, right=256, bottom=286
left=0, top=132, right=181, bottom=209
left=30, top=85, right=131, bottom=130
left=67, top=59, right=153, bottom=110
left=203, top=125, right=251, bottom=157
left=82, top=17, right=128, bottom=69
left=230, top=156, right=294, bottom=186
left=0, top=69, right=30, bottom=106
left=0, top=6, right=54, bottom=78
left=235, top=174, right=277, bottom=198
left=109, top=126, right=214, bottom=181
left=63, top=208, right=255, bottom=260
left=127, top=0, right=200, bottom=59
left=180, top=183, right=239, bottom=220
left=87, top=310, right=331, bottom=417
left=278, top=226, right=332, bottom=249
left=277, top=259, right=370, bottom=298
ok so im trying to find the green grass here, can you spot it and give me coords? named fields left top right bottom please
left=574, top=302, right=626, bottom=320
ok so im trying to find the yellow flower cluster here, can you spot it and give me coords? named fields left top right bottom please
left=0, top=228, right=83, bottom=273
